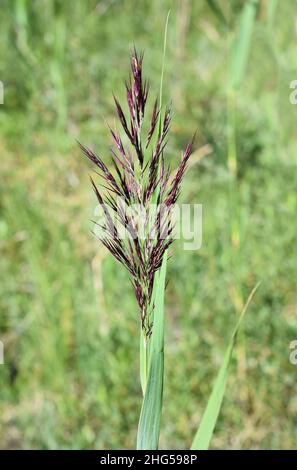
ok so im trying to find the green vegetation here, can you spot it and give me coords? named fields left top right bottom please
left=0, top=0, right=296, bottom=449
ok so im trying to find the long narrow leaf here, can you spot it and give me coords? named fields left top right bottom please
left=229, top=0, right=258, bottom=91
left=191, top=282, right=260, bottom=450
left=159, top=10, right=170, bottom=114
left=137, top=255, right=167, bottom=450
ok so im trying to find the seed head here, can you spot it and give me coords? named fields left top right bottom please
left=80, top=50, right=194, bottom=337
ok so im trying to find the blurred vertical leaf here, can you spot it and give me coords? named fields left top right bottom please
left=229, top=0, right=258, bottom=91
left=205, top=0, right=228, bottom=29
left=267, top=0, right=278, bottom=29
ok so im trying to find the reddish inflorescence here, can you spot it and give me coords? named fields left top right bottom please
left=80, top=49, right=193, bottom=337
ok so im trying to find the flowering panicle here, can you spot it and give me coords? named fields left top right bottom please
left=80, top=49, right=193, bottom=337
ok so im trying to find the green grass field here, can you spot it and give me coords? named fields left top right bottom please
left=0, top=0, right=297, bottom=449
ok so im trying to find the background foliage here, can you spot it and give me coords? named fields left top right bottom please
left=0, top=0, right=296, bottom=449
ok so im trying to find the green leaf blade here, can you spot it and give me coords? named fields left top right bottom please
left=229, top=0, right=258, bottom=91
left=137, top=255, right=167, bottom=450
left=191, top=283, right=260, bottom=450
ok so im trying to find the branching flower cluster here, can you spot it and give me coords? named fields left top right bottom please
left=80, top=49, right=193, bottom=337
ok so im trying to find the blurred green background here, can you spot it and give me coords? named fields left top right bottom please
left=0, top=0, right=297, bottom=449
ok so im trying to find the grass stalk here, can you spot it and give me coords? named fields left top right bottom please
left=137, top=10, right=170, bottom=447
